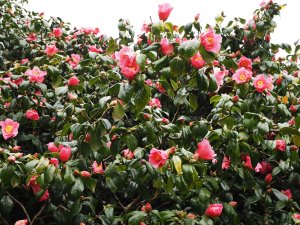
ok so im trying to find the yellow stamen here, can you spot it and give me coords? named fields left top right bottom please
left=5, top=125, right=13, bottom=134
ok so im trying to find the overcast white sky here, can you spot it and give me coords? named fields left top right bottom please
left=26, top=0, right=300, bottom=45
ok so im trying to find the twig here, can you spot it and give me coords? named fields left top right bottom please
left=6, top=192, right=31, bottom=223
left=0, top=214, right=9, bottom=225
left=124, top=196, right=140, bottom=213
left=113, top=194, right=126, bottom=211
left=30, top=204, right=46, bottom=225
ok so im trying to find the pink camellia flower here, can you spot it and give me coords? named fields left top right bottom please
left=253, top=74, right=269, bottom=92
left=25, top=66, right=47, bottom=83
left=45, top=44, right=59, bottom=56
left=59, top=145, right=71, bottom=162
left=115, top=47, right=140, bottom=80
left=21, top=58, right=29, bottom=64
left=149, top=148, right=169, bottom=168
left=25, top=109, right=40, bottom=121
left=281, top=189, right=292, bottom=199
left=293, top=214, right=300, bottom=220
left=68, top=54, right=81, bottom=68
left=160, top=38, right=174, bottom=56
left=265, top=173, right=272, bottom=184
left=255, top=163, right=262, bottom=172
left=149, top=98, right=162, bottom=108
left=232, top=67, right=252, bottom=84
left=205, top=204, right=223, bottom=218
left=123, top=149, right=135, bottom=160
left=141, top=21, right=150, bottom=33
left=92, top=161, right=105, bottom=174
left=15, top=219, right=28, bottom=225
left=0, top=118, right=19, bottom=140
left=50, top=158, right=59, bottom=167
left=81, top=171, right=91, bottom=178
left=222, top=156, right=231, bottom=170
left=28, top=176, right=49, bottom=202
left=244, top=155, right=253, bottom=170
left=194, top=139, right=216, bottom=161
left=89, top=45, right=103, bottom=53
left=158, top=3, right=173, bottom=21
left=275, top=139, right=286, bottom=151
left=200, top=28, right=222, bottom=53
left=27, top=33, right=37, bottom=42
left=238, top=56, right=252, bottom=71
left=190, top=52, right=206, bottom=69
left=53, top=27, right=62, bottom=37
left=214, top=69, right=228, bottom=89
left=47, top=142, right=59, bottom=152
left=68, top=76, right=80, bottom=86
left=258, top=161, right=272, bottom=175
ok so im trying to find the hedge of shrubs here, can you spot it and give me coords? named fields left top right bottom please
left=0, top=0, right=300, bottom=224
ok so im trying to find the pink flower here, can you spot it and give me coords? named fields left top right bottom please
left=149, top=98, right=162, bottom=108
left=25, top=109, right=40, bottom=121
left=275, top=139, right=286, bottom=151
left=15, top=219, right=28, bottom=225
left=45, top=45, right=59, bottom=56
left=281, top=189, right=292, bottom=199
left=190, top=52, right=206, bottom=69
left=293, top=214, right=300, bottom=220
left=50, top=158, right=59, bottom=167
left=68, top=54, right=81, bottom=68
left=0, top=118, right=19, bottom=140
left=258, top=161, right=272, bottom=175
left=158, top=3, right=173, bottom=21
left=253, top=74, right=269, bottom=92
left=92, top=161, right=104, bottom=174
left=194, top=139, right=216, bottom=161
left=238, top=56, right=252, bottom=71
left=222, top=156, right=230, bottom=170
left=89, top=45, right=103, bottom=53
left=28, top=176, right=49, bottom=202
left=265, top=173, right=272, bottom=184
left=214, top=69, right=228, bottom=88
left=244, top=155, right=253, bottom=170
left=47, top=142, right=59, bottom=152
left=115, top=47, right=140, bottom=80
left=59, top=145, right=71, bottom=162
left=27, top=33, right=37, bottom=42
left=81, top=171, right=91, bottom=178
left=53, top=27, right=62, bottom=37
left=68, top=76, right=80, bottom=86
left=141, top=21, right=150, bottom=33
left=255, top=163, right=262, bottom=172
left=200, top=28, right=222, bottom=53
left=160, top=38, right=174, bottom=56
left=232, top=67, right=252, bottom=84
left=25, top=66, right=47, bottom=83
left=205, top=204, right=223, bottom=218
left=123, top=149, right=135, bottom=160
left=149, top=148, right=169, bottom=168
left=21, top=58, right=29, bottom=64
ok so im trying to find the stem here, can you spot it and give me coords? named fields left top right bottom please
left=30, top=204, right=46, bottom=225
left=6, top=191, right=31, bottom=223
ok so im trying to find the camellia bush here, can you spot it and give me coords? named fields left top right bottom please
left=1, top=0, right=300, bottom=224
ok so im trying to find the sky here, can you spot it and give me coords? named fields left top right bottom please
left=26, top=0, right=300, bottom=45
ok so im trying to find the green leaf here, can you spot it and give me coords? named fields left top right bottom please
left=258, top=121, right=269, bottom=133
left=208, top=75, right=218, bottom=92
left=189, top=93, right=198, bottom=111
left=280, top=127, right=300, bottom=136
left=199, top=45, right=216, bottom=63
left=292, top=135, right=300, bottom=147
left=244, top=196, right=260, bottom=206
left=55, top=86, right=68, bottom=96
left=133, top=86, right=150, bottom=113
left=199, top=216, right=214, bottom=225
left=44, top=165, right=56, bottom=184
left=178, top=40, right=200, bottom=58
left=112, top=101, right=125, bottom=121
left=71, top=178, right=84, bottom=197
left=153, top=56, right=168, bottom=71
left=0, top=196, right=13, bottom=214
left=128, top=211, right=147, bottom=225
left=170, top=56, right=185, bottom=76
left=272, top=188, right=288, bottom=202
left=196, top=73, right=209, bottom=92
left=173, top=156, right=183, bottom=175
left=82, top=177, right=97, bottom=192
left=123, top=134, right=138, bottom=150
left=136, top=54, right=147, bottom=70
left=210, top=95, right=221, bottom=104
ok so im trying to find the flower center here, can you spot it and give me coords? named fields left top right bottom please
left=5, top=125, right=13, bottom=134
left=257, top=80, right=264, bottom=86
left=239, top=74, right=246, bottom=81
left=207, top=37, right=214, bottom=44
